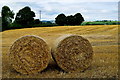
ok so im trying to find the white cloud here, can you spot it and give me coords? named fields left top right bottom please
left=101, top=10, right=109, bottom=13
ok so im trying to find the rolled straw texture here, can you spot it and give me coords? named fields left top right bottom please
left=9, top=35, right=50, bottom=74
left=51, top=34, right=93, bottom=72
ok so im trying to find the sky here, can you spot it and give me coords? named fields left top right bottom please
left=0, top=0, right=119, bottom=21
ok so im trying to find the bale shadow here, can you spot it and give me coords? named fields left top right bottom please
left=41, top=60, right=65, bottom=73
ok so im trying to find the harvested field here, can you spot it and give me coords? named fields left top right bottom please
left=1, top=25, right=118, bottom=78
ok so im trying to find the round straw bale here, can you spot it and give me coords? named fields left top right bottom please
left=51, top=34, right=93, bottom=72
left=9, top=35, right=51, bottom=74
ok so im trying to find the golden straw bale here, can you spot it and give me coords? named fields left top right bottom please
left=9, top=35, right=50, bottom=74
left=51, top=34, right=93, bottom=72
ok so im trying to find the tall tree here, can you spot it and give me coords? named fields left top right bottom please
left=55, top=13, right=66, bottom=26
left=55, top=13, right=84, bottom=26
left=66, top=15, right=75, bottom=25
left=2, top=6, right=14, bottom=31
left=74, top=13, right=84, bottom=25
left=15, top=6, right=35, bottom=27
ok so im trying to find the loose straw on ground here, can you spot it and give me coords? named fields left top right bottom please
left=51, top=34, right=93, bottom=72
left=9, top=35, right=51, bottom=74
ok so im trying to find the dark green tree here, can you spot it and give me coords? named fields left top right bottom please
left=66, top=15, right=75, bottom=25
left=55, top=13, right=66, bottom=26
left=15, top=6, right=35, bottom=27
left=34, top=19, right=41, bottom=24
left=2, top=6, right=14, bottom=31
left=74, top=13, right=84, bottom=25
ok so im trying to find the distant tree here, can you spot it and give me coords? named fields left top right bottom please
left=66, top=15, right=75, bottom=25
left=34, top=19, right=41, bottom=24
left=14, top=6, right=35, bottom=27
left=55, top=13, right=66, bottom=26
left=46, top=21, right=52, bottom=24
left=55, top=13, right=84, bottom=26
left=2, top=6, right=14, bottom=31
left=74, top=13, right=84, bottom=25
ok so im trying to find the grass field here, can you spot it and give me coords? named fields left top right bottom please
left=1, top=25, right=119, bottom=78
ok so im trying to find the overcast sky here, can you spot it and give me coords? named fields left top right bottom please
left=0, top=0, right=119, bottom=21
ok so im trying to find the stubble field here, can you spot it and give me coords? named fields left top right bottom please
left=1, top=25, right=119, bottom=78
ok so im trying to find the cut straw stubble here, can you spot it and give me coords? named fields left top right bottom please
left=51, top=34, right=93, bottom=72
left=9, top=35, right=51, bottom=74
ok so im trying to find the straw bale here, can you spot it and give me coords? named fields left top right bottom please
left=51, top=34, right=93, bottom=72
left=9, top=35, right=50, bottom=74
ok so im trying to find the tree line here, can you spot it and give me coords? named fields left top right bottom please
left=55, top=13, right=84, bottom=26
left=1, top=6, right=85, bottom=31
left=2, top=6, right=41, bottom=31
